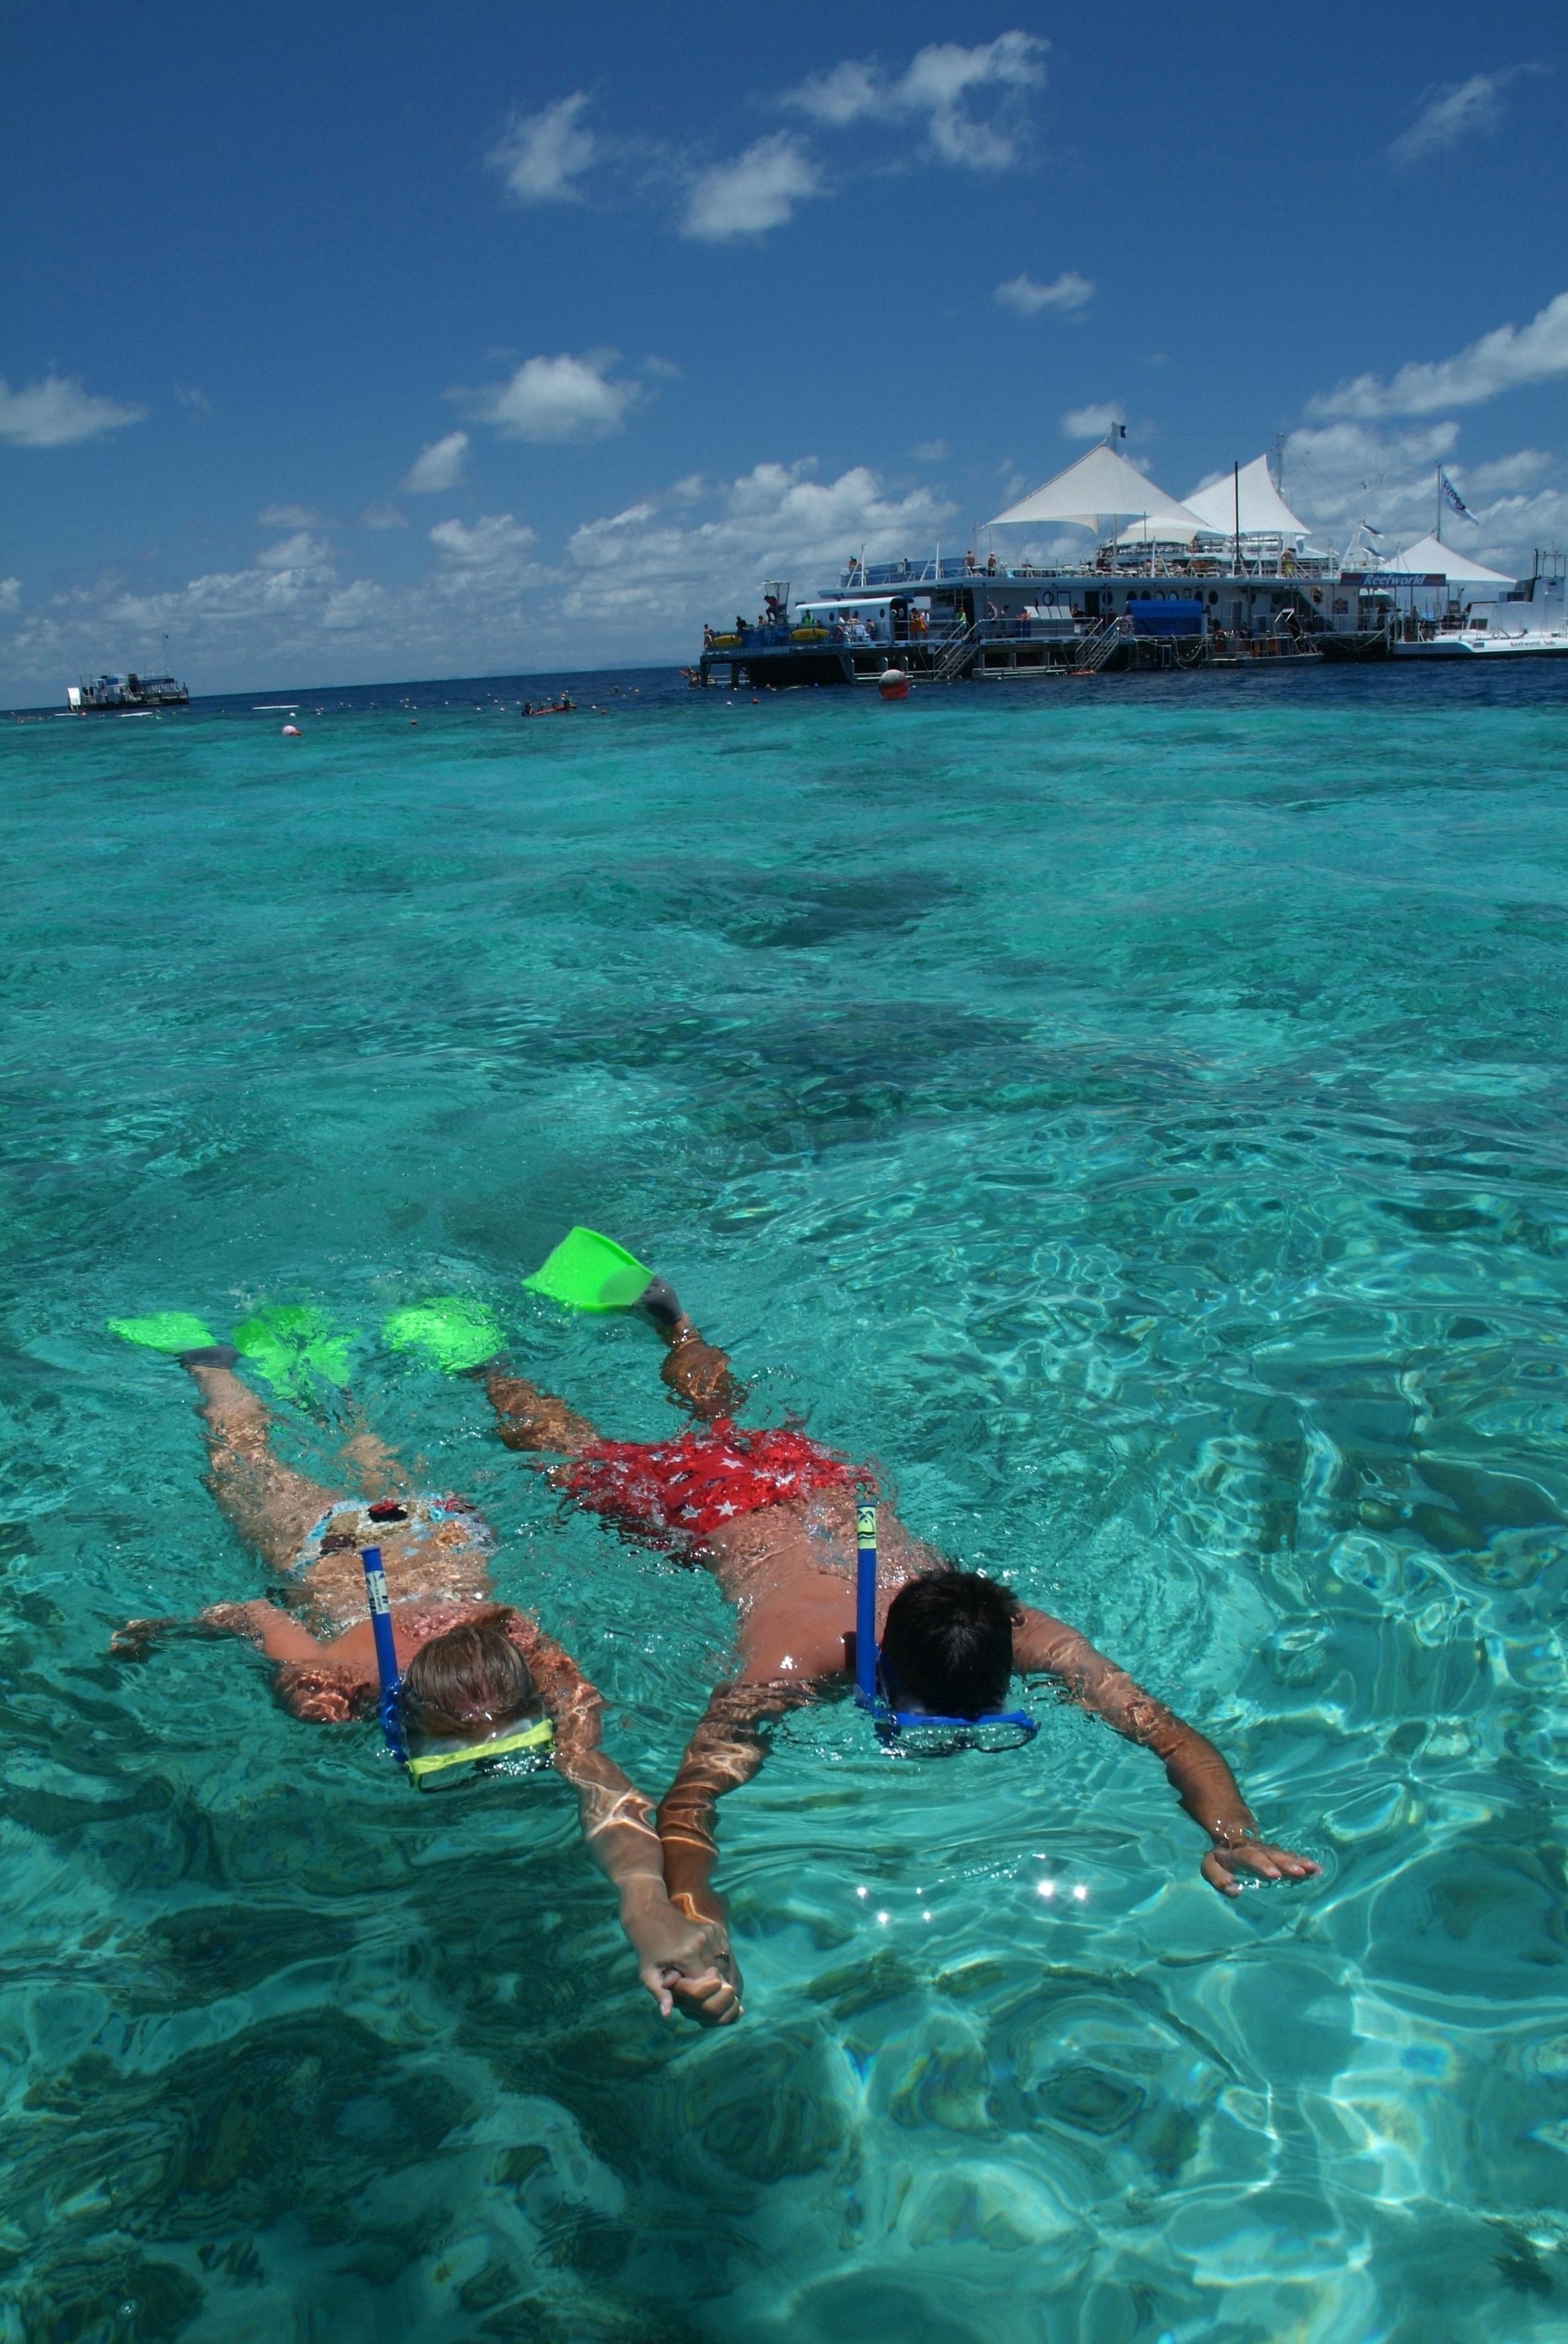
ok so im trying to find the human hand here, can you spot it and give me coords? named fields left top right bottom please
left=1202, top=1839, right=1321, bottom=1899
left=110, top=1617, right=179, bottom=1660
left=274, top=1661, right=360, bottom=1723
left=291, top=1685, right=356, bottom=1722
left=660, top=1340, right=747, bottom=1422
left=666, top=1888, right=744, bottom=2026
left=621, top=1883, right=743, bottom=2023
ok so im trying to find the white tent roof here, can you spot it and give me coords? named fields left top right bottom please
left=1113, top=515, right=1211, bottom=546
left=1184, top=454, right=1313, bottom=542
left=989, top=443, right=1211, bottom=535
left=1387, top=533, right=1514, bottom=586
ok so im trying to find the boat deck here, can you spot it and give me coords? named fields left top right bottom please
left=696, top=620, right=1324, bottom=689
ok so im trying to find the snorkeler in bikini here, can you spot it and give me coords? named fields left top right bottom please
left=481, top=1282, right=1320, bottom=2027
left=110, top=1347, right=728, bottom=2015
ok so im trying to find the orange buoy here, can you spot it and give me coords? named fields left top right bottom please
left=281, top=723, right=301, bottom=736
left=878, top=667, right=911, bottom=701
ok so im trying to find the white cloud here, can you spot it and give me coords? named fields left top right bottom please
left=1462, top=481, right=1568, bottom=565
left=562, top=458, right=955, bottom=630
left=429, top=513, right=538, bottom=573
left=593, top=502, right=659, bottom=530
left=995, top=270, right=1093, bottom=317
left=1293, top=427, right=1568, bottom=573
left=1312, top=291, right=1568, bottom=418
left=488, top=93, right=595, bottom=203
left=1276, top=418, right=1460, bottom=546
left=787, top=58, right=884, bottom=127
left=1061, top=403, right=1124, bottom=439
left=361, top=503, right=408, bottom=529
left=1389, top=66, right=1543, bottom=165
left=1460, top=448, right=1552, bottom=495
left=0, top=375, right=147, bottom=449
left=321, top=580, right=388, bottom=631
left=256, top=531, right=331, bottom=572
left=682, top=135, right=821, bottom=240
left=911, top=439, right=948, bottom=461
left=173, top=382, right=215, bottom=418
left=785, top=33, right=1047, bottom=171
left=1, top=518, right=540, bottom=700
left=402, top=430, right=469, bottom=493
left=471, top=353, right=640, bottom=442
left=0, top=578, right=20, bottom=616
left=259, top=502, right=325, bottom=529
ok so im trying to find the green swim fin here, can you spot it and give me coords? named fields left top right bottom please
left=232, top=1303, right=353, bottom=1400
left=522, top=1226, right=653, bottom=1312
left=108, top=1311, right=219, bottom=1355
left=383, top=1298, right=503, bottom=1376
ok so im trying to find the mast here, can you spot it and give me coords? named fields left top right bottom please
left=1436, top=464, right=1442, bottom=546
left=1233, top=460, right=1241, bottom=580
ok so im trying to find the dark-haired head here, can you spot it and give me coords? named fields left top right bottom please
left=402, top=1612, right=536, bottom=1741
left=878, top=1572, right=1020, bottom=1719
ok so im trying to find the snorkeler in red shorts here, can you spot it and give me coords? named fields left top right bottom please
left=481, top=1284, right=1319, bottom=2027
left=110, top=1349, right=728, bottom=2016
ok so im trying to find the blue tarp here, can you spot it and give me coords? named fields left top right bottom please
left=1128, top=600, right=1204, bottom=637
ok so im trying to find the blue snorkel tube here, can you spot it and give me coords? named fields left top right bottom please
left=855, top=1503, right=880, bottom=1711
left=854, top=1503, right=1039, bottom=1749
left=360, top=1546, right=410, bottom=1767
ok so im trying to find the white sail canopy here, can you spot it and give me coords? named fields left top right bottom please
left=1184, top=455, right=1312, bottom=543
left=1387, top=533, right=1513, bottom=585
left=989, top=443, right=1210, bottom=536
left=1113, top=514, right=1212, bottom=547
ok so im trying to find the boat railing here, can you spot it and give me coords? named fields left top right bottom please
left=835, top=548, right=1342, bottom=592
left=839, top=557, right=982, bottom=589
left=709, top=615, right=1085, bottom=659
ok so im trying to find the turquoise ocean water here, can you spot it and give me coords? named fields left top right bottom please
left=4, top=664, right=1568, bottom=2341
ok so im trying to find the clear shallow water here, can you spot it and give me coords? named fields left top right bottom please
left=4, top=663, right=1568, bottom=2341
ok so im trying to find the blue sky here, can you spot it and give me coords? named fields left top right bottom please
left=4, top=1, right=1565, bottom=699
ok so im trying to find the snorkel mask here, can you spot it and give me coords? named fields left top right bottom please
left=854, top=1505, right=1039, bottom=1756
left=360, top=1547, right=555, bottom=1790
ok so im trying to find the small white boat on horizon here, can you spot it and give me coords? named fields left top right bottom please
left=1391, top=554, right=1568, bottom=659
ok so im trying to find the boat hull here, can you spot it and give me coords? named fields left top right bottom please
left=1391, top=631, right=1568, bottom=659
left=1315, top=631, right=1390, bottom=663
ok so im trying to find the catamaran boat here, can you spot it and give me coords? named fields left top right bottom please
left=66, top=671, right=189, bottom=713
left=1389, top=554, right=1568, bottom=659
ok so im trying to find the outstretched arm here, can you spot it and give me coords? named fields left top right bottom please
left=1013, top=1608, right=1319, bottom=1900
left=112, top=1601, right=372, bottom=1723
left=655, top=1675, right=815, bottom=2021
left=519, top=1622, right=733, bottom=2017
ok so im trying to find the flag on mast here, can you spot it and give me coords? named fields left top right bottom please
left=1439, top=471, right=1476, bottom=523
